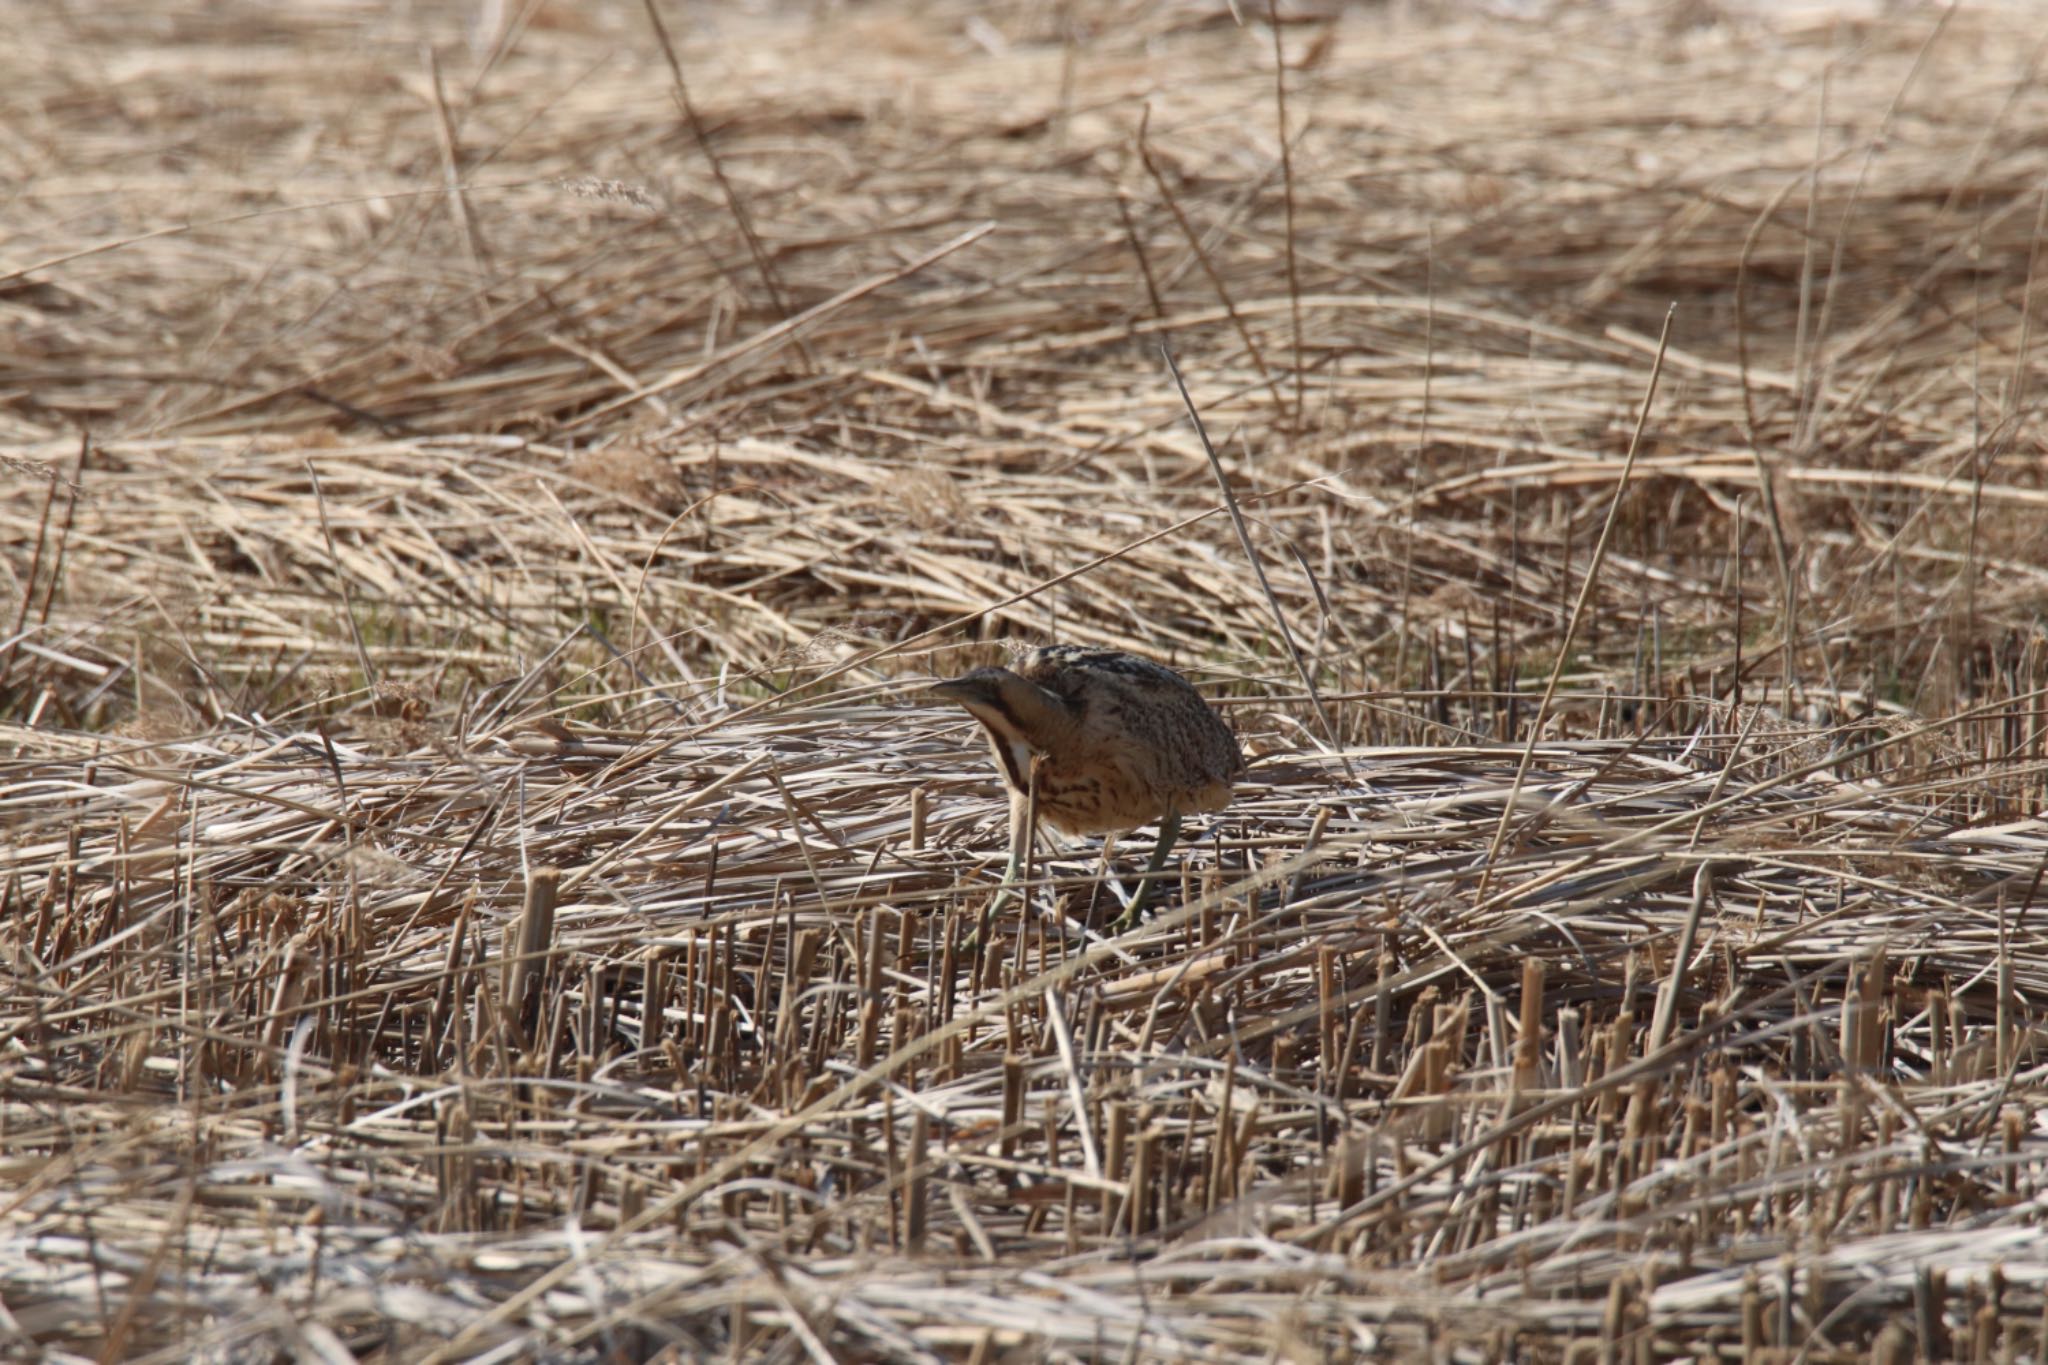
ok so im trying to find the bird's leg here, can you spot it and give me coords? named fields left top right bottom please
left=1113, top=809, right=1182, bottom=931
left=1089, top=833, right=1118, bottom=921
left=1006, top=784, right=1033, bottom=889
left=975, top=767, right=1039, bottom=953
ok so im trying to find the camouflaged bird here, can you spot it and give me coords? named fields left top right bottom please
left=931, top=644, right=1244, bottom=918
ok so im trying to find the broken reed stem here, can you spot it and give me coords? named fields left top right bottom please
left=1648, top=863, right=1711, bottom=1054
left=1267, top=0, right=1305, bottom=432
left=507, top=866, right=560, bottom=1049
left=0, top=449, right=62, bottom=692
left=1479, top=302, right=1677, bottom=893
left=1134, top=104, right=1284, bottom=414
left=639, top=0, right=796, bottom=327
left=1162, top=342, right=1351, bottom=775
left=304, top=458, right=378, bottom=691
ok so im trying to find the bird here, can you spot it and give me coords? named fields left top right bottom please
left=930, top=644, right=1244, bottom=923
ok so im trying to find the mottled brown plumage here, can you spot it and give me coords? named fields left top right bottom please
left=931, top=645, right=1244, bottom=917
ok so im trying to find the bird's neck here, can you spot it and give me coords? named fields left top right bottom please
left=959, top=682, right=1075, bottom=792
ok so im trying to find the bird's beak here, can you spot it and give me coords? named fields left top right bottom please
left=927, top=676, right=985, bottom=704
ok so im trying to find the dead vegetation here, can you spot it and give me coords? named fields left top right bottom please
left=5, top=0, right=2048, bottom=1359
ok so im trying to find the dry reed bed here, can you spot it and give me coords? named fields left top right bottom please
left=6, top=0, right=2048, bottom=1359
left=8, top=703, right=2047, bottom=1359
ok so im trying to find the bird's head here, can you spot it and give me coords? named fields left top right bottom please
left=926, top=666, right=1018, bottom=713
left=929, top=665, right=1075, bottom=756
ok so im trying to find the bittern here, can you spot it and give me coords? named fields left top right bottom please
left=931, top=644, right=1244, bottom=922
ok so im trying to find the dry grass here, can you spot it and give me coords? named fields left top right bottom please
left=6, top=0, right=2048, bottom=1359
